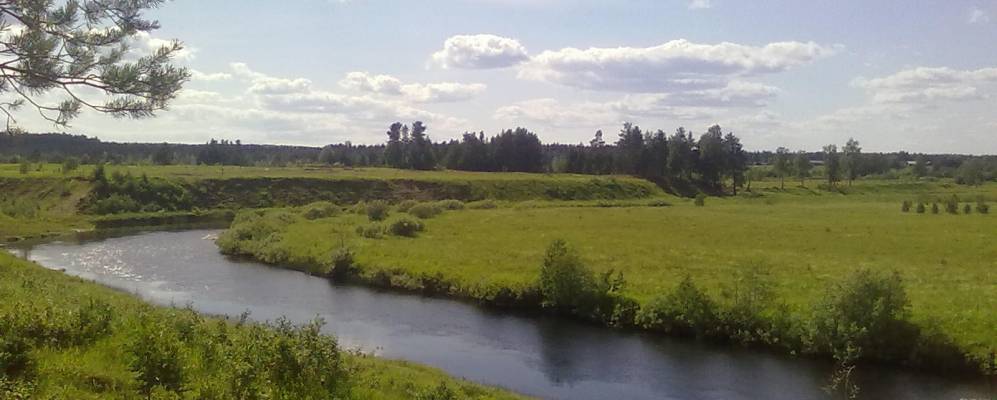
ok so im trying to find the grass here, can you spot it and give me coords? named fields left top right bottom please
left=0, top=251, right=528, bottom=399
left=220, top=179, right=997, bottom=370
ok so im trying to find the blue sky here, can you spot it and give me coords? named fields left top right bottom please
left=13, top=0, right=997, bottom=153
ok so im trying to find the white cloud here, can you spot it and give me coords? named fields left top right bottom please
left=494, top=98, right=619, bottom=128
left=128, top=31, right=197, bottom=61
left=518, top=39, right=838, bottom=92
left=231, top=62, right=312, bottom=94
left=852, top=66, right=997, bottom=104
left=688, top=0, right=712, bottom=10
left=969, top=8, right=990, bottom=24
left=190, top=70, right=233, bottom=81
left=339, top=71, right=486, bottom=102
left=431, top=34, right=530, bottom=69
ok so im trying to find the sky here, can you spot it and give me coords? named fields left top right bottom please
left=8, top=0, right=997, bottom=153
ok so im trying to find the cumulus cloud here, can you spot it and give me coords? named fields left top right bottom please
left=494, top=98, right=619, bottom=128
left=518, top=39, right=838, bottom=92
left=431, top=34, right=530, bottom=69
left=339, top=71, right=486, bottom=102
left=852, top=66, right=997, bottom=104
left=128, top=31, right=197, bottom=61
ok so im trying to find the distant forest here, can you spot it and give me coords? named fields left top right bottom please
left=2, top=123, right=995, bottom=191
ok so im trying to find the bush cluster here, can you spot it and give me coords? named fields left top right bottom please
left=82, top=166, right=193, bottom=214
left=436, top=199, right=465, bottom=210
left=905, top=196, right=990, bottom=215
left=356, top=223, right=385, bottom=239
left=216, top=210, right=299, bottom=264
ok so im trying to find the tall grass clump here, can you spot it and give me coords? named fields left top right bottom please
left=436, top=199, right=465, bottom=210
left=300, top=201, right=340, bottom=220
left=944, top=195, right=960, bottom=214
left=407, top=202, right=443, bottom=219
left=396, top=199, right=418, bottom=212
left=356, top=223, right=385, bottom=239
left=467, top=200, right=498, bottom=209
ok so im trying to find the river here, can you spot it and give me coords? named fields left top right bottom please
left=7, top=228, right=992, bottom=400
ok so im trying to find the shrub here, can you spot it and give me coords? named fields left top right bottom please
left=963, top=204, right=972, bottom=214
left=355, top=221, right=383, bottom=238
left=128, top=315, right=185, bottom=394
left=396, top=199, right=418, bottom=212
left=694, top=193, right=706, bottom=207
left=17, top=160, right=29, bottom=175
left=436, top=199, right=465, bottom=210
left=808, top=269, right=913, bottom=358
left=329, top=247, right=354, bottom=279
left=388, top=217, right=424, bottom=237
left=916, top=202, right=926, bottom=214
left=977, top=198, right=989, bottom=214
left=538, top=240, right=592, bottom=310
left=300, top=201, right=340, bottom=220
left=931, top=203, right=939, bottom=214
left=901, top=200, right=911, bottom=213
left=944, top=195, right=959, bottom=214
left=366, top=200, right=390, bottom=221
left=467, top=200, right=498, bottom=209
left=407, top=203, right=442, bottom=219
left=636, top=277, right=717, bottom=337
left=719, top=264, right=776, bottom=342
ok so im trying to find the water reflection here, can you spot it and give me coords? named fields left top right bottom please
left=5, top=228, right=992, bottom=400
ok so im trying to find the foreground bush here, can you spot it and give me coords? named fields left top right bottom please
left=807, top=269, right=915, bottom=359
left=366, top=200, right=391, bottom=221
left=538, top=240, right=636, bottom=325
left=396, top=199, right=418, bottom=212
left=636, top=277, right=718, bottom=337
left=216, top=210, right=299, bottom=263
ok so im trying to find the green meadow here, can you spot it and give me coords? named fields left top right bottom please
left=218, top=179, right=997, bottom=370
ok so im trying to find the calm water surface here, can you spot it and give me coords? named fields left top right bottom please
left=8, top=229, right=993, bottom=400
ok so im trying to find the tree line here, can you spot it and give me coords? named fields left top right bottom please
left=3, top=127, right=995, bottom=190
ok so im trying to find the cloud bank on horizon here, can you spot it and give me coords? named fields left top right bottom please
left=6, top=0, right=997, bottom=154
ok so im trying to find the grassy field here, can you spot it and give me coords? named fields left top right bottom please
left=218, top=179, right=997, bottom=370
left=0, top=251, right=527, bottom=399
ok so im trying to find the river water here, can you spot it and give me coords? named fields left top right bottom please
left=7, top=228, right=992, bottom=400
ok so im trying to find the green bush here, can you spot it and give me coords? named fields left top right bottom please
left=963, top=203, right=972, bottom=214
left=356, top=223, right=385, bottom=239
left=436, top=199, right=465, bottom=210
left=538, top=240, right=592, bottom=310
left=944, top=195, right=959, bottom=214
left=128, top=314, right=185, bottom=394
left=61, top=157, right=80, bottom=174
left=694, top=193, right=706, bottom=207
left=389, top=217, right=425, bottom=237
left=976, top=198, right=989, bottom=214
left=808, top=269, right=914, bottom=358
left=636, top=276, right=717, bottom=337
left=396, top=199, right=418, bottom=212
left=916, top=202, right=926, bottom=214
left=329, top=247, right=354, bottom=279
left=931, top=203, right=940, bottom=214
left=299, top=201, right=340, bottom=220
left=350, top=201, right=367, bottom=215
left=901, top=200, right=911, bottom=212
left=366, top=200, right=391, bottom=221
left=407, top=203, right=443, bottom=219
left=467, top=200, right=498, bottom=209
